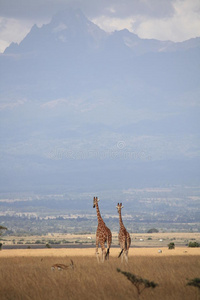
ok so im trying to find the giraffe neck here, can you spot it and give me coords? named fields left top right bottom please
left=96, top=202, right=104, bottom=224
left=118, top=210, right=125, bottom=229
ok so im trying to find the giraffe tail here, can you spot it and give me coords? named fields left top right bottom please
left=105, top=248, right=110, bottom=260
left=118, top=238, right=127, bottom=258
left=125, top=238, right=127, bottom=251
left=118, top=249, right=123, bottom=258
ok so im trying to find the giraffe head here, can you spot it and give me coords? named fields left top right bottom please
left=116, top=202, right=124, bottom=212
left=93, top=196, right=99, bottom=208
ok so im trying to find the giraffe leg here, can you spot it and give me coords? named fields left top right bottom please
left=100, top=244, right=106, bottom=262
left=96, top=252, right=100, bottom=263
left=124, top=250, right=128, bottom=263
left=105, top=240, right=109, bottom=260
left=96, top=239, right=100, bottom=263
left=101, top=248, right=104, bottom=262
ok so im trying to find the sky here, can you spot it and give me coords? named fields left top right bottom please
left=0, top=0, right=200, bottom=53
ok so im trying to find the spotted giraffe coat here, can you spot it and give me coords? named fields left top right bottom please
left=116, top=202, right=131, bottom=259
left=93, top=197, right=112, bottom=260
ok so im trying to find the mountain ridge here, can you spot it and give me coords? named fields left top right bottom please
left=3, top=8, right=200, bottom=55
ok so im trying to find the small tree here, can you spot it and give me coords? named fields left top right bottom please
left=0, top=226, right=7, bottom=250
left=187, top=278, right=200, bottom=300
left=168, top=242, right=175, bottom=249
left=117, top=268, right=158, bottom=298
left=187, top=278, right=200, bottom=289
left=0, top=225, right=7, bottom=235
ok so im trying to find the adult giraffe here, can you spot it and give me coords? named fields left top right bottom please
left=93, top=196, right=112, bottom=262
left=116, top=202, right=131, bottom=263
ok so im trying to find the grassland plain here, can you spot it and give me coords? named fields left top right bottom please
left=2, top=232, right=200, bottom=248
left=0, top=248, right=199, bottom=300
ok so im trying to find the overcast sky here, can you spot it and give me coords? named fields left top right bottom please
left=0, top=0, right=200, bottom=53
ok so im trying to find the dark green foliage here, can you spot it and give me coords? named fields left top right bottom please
left=117, top=268, right=158, bottom=296
left=0, top=242, right=2, bottom=250
left=187, top=278, right=200, bottom=289
left=45, top=243, right=51, bottom=248
left=147, top=228, right=159, bottom=233
left=188, top=241, right=199, bottom=247
left=168, top=242, right=175, bottom=249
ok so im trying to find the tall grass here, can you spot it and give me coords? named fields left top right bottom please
left=0, top=255, right=199, bottom=299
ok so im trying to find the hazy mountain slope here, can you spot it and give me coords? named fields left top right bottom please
left=0, top=8, right=199, bottom=192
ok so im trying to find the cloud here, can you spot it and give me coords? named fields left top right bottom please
left=91, top=15, right=135, bottom=33
left=41, top=98, right=70, bottom=109
left=92, top=0, right=200, bottom=42
left=134, top=0, right=200, bottom=41
left=0, top=98, right=27, bottom=110
left=0, top=17, right=35, bottom=52
left=0, top=0, right=175, bottom=20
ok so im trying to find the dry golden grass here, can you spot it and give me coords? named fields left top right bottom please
left=1, top=247, right=200, bottom=257
left=0, top=249, right=199, bottom=300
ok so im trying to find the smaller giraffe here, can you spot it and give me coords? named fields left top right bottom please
left=93, top=197, right=112, bottom=262
left=116, top=203, right=131, bottom=263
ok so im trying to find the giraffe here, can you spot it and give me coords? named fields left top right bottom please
left=116, top=202, right=131, bottom=263
left=93, top=196, right=112, bottom=262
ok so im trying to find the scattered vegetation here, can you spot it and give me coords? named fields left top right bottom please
left=117, top=268, right=158, bottom=297
left=187, top=278, right=200, bottom=300
left=0, top=225, right=7, bottom=235
left=147, top=228, right=159, bottom=233
left=168, top=242, right=175, bottom=249
left=0, top=226, right=7, bottom=250
left=188, top=241, right=199, bottom=248
left=187, top=278, right=200, bottom=290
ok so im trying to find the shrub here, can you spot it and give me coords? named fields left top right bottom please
left=187, top=278, right=200, bottom=290
left=35, top=240, right=42, bottom=244
left=188, top=241, right=199, bottom=248
left=147, top=228, right=159, bottom=233
left=0, top=226, right=7, bottom=236
left=168, top=242, right=175, bottom=249
left=0, top=242, right=2, bottom=250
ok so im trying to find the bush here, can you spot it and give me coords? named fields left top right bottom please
left=187, top=278, right=200, bottom=289
left=147, top=228, right=159, bottom=233
left=0, top=242, right=2, bottom=250
left=188, top=241, right=199, bottom=248
left=168, top=242, right=175, bottom=249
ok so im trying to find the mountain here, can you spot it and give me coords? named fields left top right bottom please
left=0, top=8, right=200, bottom=193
